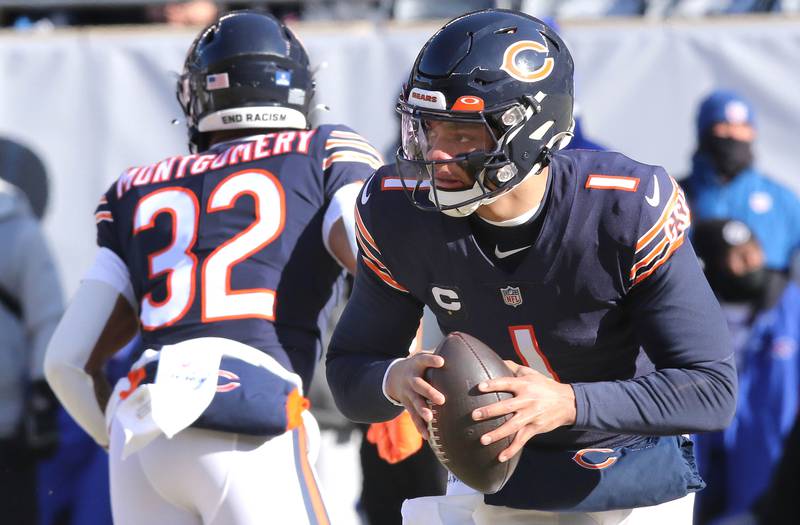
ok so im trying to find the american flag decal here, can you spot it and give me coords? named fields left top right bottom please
left=206, top=73, right=230, bottom=91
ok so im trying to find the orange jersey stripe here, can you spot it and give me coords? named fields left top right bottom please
left=362, top=256, right=409, bottom=293
left=296, top=425, right=330, bottom=525
left=354, top=206, right=380, bottom=255
left=324, top=139, right=384, bottom=161
left=322, top=151, right=382, bottom=170
left=632, top=235, right=685, bottom=285
left=355, top=227, right=387, bottom=271
left=630, top=235, right=670, bottom=278
left=635, top=177, right=679, bottom=252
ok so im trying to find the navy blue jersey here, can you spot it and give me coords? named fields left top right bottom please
left=95, top=124, right=380, bottom=387
left=328, top=150, right=737, bottom=449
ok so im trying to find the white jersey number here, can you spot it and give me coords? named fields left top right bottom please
left=133, top=169, right=284, bottom=330
left=507, top=325, right=557, bottom=380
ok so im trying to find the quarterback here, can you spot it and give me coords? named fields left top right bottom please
left=327, top=9, right=736, bottom=525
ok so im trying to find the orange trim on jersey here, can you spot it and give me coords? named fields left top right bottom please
left=286, top=388, right=310, bottom=431
left=119, top=367, right=146, bottom=400
left=324, top=139, right=384, bottom=161
left=635, top=178, right=679, bottom=252
left=201, top=169, right=284, bottom=323
left=329, top=130, right=364, bottom=139
left=630, top=236, right=670, bottom=277
left=354, top=206, right=380, bottom=255
left=355, top=228, right=387, bottom=271
left=507, top=325, right=560, bottom=381
left=295, top=424, right=331, bottom=525
left=322, top=151, right=382, bottom=170
left=632, top=235, right=685, bottom=285
left=362, top=256, right=409, bottom=293
left=132, top=187, right=200, bottom=331
left=585, top=174, right=640, bottom=192
left=95, top=211, right=113, bottom=223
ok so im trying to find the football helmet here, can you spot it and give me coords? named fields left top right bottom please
left=177, top=11, right=314, bottom=153
left=396, top=9, right=574, bottom=217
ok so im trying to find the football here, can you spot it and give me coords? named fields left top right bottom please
left=424, top=331, right=520, bottom=494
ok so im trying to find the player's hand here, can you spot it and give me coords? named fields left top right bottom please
left=472, top=360, right=576, bottom=462
left=384, top=351, right=445, bottom=440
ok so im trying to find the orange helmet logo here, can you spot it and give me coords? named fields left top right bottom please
left=500, top=40, right=554, bottom=83
left=452, top=96, right=485, bottom=112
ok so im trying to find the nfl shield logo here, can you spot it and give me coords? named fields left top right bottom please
left=500, top=286, right=523, bottom=307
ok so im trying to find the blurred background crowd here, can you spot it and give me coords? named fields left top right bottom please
left=1, top=1, right=799, bottom=525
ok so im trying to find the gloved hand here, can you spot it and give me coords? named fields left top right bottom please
left=23, top=379, right=60, bottom=460
left=366, top=410, right=423, bottom=464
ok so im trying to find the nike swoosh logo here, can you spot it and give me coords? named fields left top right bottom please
left=360, top=182, right=372, bottom=205
left=645, top=174, right=660, bottom=207
left=494, top=245, right=531, bottom=259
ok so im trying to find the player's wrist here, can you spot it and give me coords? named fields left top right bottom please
left=558, top=382, right=577, bottom=426
left=382, top=358, right=406, bottom=406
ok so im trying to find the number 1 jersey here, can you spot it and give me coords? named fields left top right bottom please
left=94, top=124, right=380, bottom=386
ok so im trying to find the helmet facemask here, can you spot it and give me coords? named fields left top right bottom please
left=396, top=94, right=571, bottom=217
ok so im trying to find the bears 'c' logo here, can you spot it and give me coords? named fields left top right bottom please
left=500, top=40, right=554, bottom=83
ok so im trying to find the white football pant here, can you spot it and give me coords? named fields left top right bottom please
left=109, top=411, right=331, bottom=525
left=401, top=477, right=694, bottom=525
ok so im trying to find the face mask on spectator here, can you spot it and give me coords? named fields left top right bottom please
left=700, top=135, right=754, bottom=182
left=710, top=266, right=767, bottom=303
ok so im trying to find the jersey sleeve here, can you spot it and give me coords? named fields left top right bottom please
left=628, top=167, right=691, bottom=288
left=319, top=124, right=383, bottom=199
left=572, top=167, right=737, bottom=435
left=326, top=171, right=424, bottom=423
left=94, top=182, right=124, bottom=259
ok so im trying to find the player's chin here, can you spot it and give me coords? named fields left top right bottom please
left=433, top=173, right=471, bottom=190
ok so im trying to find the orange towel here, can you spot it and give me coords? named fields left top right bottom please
left=366, top=410, right=423, bottom=464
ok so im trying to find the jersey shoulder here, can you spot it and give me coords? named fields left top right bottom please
left=314, top=123, right=383, bottom=168
left=555, top=150, right=691, bottom=286
left=354, top=164, right=429, bottom=294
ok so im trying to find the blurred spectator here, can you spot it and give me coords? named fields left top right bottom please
left=391, top=0, right=493, bottom=20
left=0, top=139, right=50, bottom=219
left=520, top=0, right=646, bottom=17
left=749, top=407, right=800, bottom=524
left=146, top=0, right=219, bottom=26
left=682, top=89, right=800, bottom=272
left=691, top=219, right=800, bottom=524
left=0, top=178, right=63, bottom=525
left=38, top=337, right=141, bottom=525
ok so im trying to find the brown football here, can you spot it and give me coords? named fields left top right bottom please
left=424, top=332, right=520, bottom=494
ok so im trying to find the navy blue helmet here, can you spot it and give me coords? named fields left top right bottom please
left=177, top=11, right=314, bottom=153
left=396, top=9, right=575, bottom=216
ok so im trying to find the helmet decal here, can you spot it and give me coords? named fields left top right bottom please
left=409, top=88, right=447, bottom=110
left=500, top=40, right=554, bottom=83
left=452, top=96, right=485, bottom=112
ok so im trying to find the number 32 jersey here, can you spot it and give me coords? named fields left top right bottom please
left=94, top=124, right=380, bottom=387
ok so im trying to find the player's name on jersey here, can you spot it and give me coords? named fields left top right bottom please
left=115, top=130, right=316, bottom=198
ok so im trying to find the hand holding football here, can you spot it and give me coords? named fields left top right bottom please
left=424, top=332, right=521, bottom=494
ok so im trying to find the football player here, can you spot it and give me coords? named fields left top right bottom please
left=44, top=11, right=380, bottom=525
left=326, top=9, right=737, bottom=524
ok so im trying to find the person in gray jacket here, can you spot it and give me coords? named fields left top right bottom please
left=0, top=178, right=63, bottom=524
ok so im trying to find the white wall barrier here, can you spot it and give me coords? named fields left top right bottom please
left=1, top=16, right=799, bottom=290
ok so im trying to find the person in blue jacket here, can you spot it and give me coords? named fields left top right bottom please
left=692, top=219, right=800, bottom=524
left=682, top=90, right=800, bottom=272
